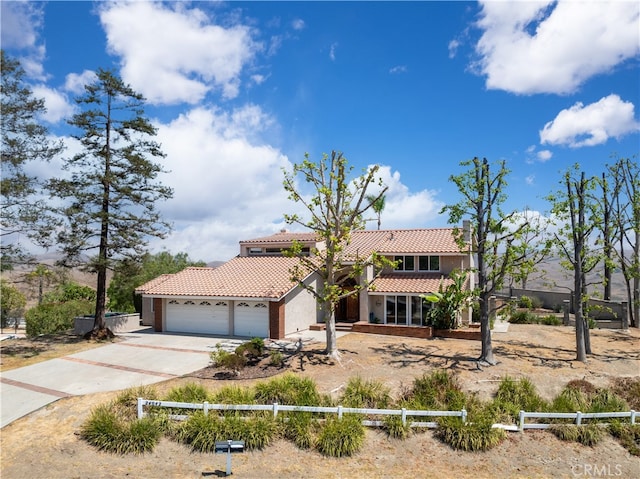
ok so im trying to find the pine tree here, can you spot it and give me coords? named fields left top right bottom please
left=48, top=69, right=173, bottom=337
left=1, top=51, right=64, bottom=267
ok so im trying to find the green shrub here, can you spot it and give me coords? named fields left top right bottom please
left=410, top=370, right=465, bottom=410
left=25, top=299, right=94, bottom=337
left=508, top=310, right=537, bottom=324
left=588, top=389, right=628, bottom=415
left=518, top=296, right=534, bottom=309
left=611, top=377, right=640, bottom=410
left=81, top=404, right=162, bottom=454
left=213, top=385, right=256, bottom=405
left=340, top=376, right=391, bottom=409
left=254, top=373, right=321, bottom=406
left=315, top=415, right=365, bottom=457
left=113, top=386, right=159, bottom=421
left=539, top=314, right=562, bottom=326
left=550, top=386, right=590, bottom=416
left=177, top=412, right=276, bottom=452
left=549, top=423, right=603, bottom=446
left=609, top=422, right=640, bottom=456
left=435, top=414, right=505, bottom=451
left=491, top=376, right=548, bottom=423
left=164, top=383, right=212, bottom=403
left=281, top=412, right=316, bottom=449
left=530, top=296, right=543, bottom=309
left=588, top=317, right=598, bottom=329
left=235, top=337, right=265, bottom=359
left=269, top=350, right=285, bottom=366
left=383, top=415, right=411, bottom=440
left=211, top=345, right=247, bottom=373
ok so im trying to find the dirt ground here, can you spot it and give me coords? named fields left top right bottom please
left=1, top=324, right=639, bottom=479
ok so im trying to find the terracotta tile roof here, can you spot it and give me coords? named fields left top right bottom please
left=371, top=273, right=455, bottom=294
left=139, top=257, right=312, bottom=299
left=343, top=228, right=461, bottom=258
left=135, top=274, right=173, bottom=294
left=240, top=231, right=319, bottom=245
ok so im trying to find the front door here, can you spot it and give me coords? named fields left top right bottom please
left=336, top=293, right=359, bottom=322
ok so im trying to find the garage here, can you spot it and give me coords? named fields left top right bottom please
left=166, top=299, right=229, bottom=335
left=234, top=301, right=269, bottom=338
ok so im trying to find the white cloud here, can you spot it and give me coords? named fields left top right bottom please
left=525, top=175, right=535, bottom=185
left=448, top=39, right=460, bottom=59
left=540, top=94, right=640, bottom=148
left=473, top=0, right=640, bottom=94
left=329, top=42, right=338, bottom=62
left=31, top=85, right=75, bottom=124
left=366, top=166, right=443, bottom=229
left=64, top=70, right=97, bottom=94
left=537, top=150, right=552, bottom=162
left=99, top=1, right=261, bottom=104
left=291, top=18, right=305, bottom=31
left=151, top=105, right=295, bottom=260
left=0, top=1, right=46, bottom=79
left=389, top=65, right=408, bottom=74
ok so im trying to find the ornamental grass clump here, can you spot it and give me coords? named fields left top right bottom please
left=408, top=370, right=466, bottom=410
left=549, top=423, right=603, bottom=446
left=254, top=373, right=322, bottom=406
left=491, top=376, right=548, bottom=424
left=176, top=412, right=277, bottom=452
left=212, top=384, right=256, bottom=406
left=383, top=415, right=412, bottom=440
left=435, top=411, right=505, bottom=452
left=81, top=404, right=162, bottom=454
left=340, top=376, right=391, bottom=409
left=280, top=411, right=317, bottom=449
left=315, top=415, right=365, bottom=457
left=608, top=422, right=640, bottom=456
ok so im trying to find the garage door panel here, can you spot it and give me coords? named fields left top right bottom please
left=234, top=301, right=268, bottom=338
left=166, top=300, right=228, bottom=335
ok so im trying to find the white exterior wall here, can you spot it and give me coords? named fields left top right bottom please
left=284, top=274, right=321, bottom=334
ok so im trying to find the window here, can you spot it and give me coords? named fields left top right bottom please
left=265, top=247, right=282, bottom=254
left=418, top=255, right=440, bottom=271
left=394, top=255, right=415, bottom=271
left=200, top=301, right=211, bottom=306
left=249, top=247, right=262, bottom=255
left=386, top=295, right=431, bottom=326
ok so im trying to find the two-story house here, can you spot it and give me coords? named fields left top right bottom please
left=136, top=224, right=473, bottom=340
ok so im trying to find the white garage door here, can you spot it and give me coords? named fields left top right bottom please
left=234, top=301, right=269, bottom=338
left=166, top=300, right=229, bottom=335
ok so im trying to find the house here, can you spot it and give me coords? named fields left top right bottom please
left=136, top=224, right=474, bottom=339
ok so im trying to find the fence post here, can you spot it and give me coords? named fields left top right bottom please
left=338, top=406, right=343, bottom=419
left=137, top=398, right=144, bottom=419
left=401, top=408, right=407, bottom=425
left=273, top=402, right=279, bottom=418
left=461, top=409, right=467, bottom=424
left=631, top=410, right=636, bottom=425
left=204, top=401, right=209, bottom=416
left=519, top=410, right=525, bottom=432
left=576, top=411, right=582, bottom=425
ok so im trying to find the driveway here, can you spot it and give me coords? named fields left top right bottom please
left=0, top=330, right=250, bottom=428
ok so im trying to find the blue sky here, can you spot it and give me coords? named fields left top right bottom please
left=2, top=1, right=639, bottom=262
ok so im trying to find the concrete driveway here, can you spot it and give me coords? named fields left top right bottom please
left=0, top=330, right=244, bottom=428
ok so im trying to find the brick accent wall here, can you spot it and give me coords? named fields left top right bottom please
left=153, top=298, right=163, bottom=332
left=352, top=322, right=433, bottom=339
left=269, top=300, right=285, bottom=339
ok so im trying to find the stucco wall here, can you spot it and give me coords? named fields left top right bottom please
left=284, top=273, right=321, bottom=334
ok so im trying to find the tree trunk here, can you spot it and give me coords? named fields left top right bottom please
left=478, top=292, right=495, bottom=365
left=323, top=301, right=339, bottom=360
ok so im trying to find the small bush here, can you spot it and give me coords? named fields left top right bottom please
left=315, top=415, right=365, bottom=457
left=492, top=376, right=548, bottom=423
left=539, top=314, right=562, bottom=326
left=81, top=404, right=162, bottom=454
left=281, top=412, right=316, bottom=449
left=611, top=377, right=640, bottom=410
left=383, top=415, right=411, bottom=440
left=410, top=370, right=465, bottom=410
left=518, top=296, right=534, bottom=309
left=25, top=299, right=94, bottom=337
left=588, top=389, right=628, bottom=415
left=340, top=376, right=391, bottom=409
left=164, top=383, right=212, bottom=404
left=549, top=423, right=603, bottom=446
left=508, top=310, right=537, bottom=324
left=254, top=373, right=321, bottom=406
left=236, top=337, right=265, bottom=359
left=551, top=386, right=590, bottom=416
left=609, top=422, right=640, bottom=456
left=435, top=414, right=505, bottom=451
left=213, top=385, right=256, bottom=405
left=269, top=350, right=284, bottom=366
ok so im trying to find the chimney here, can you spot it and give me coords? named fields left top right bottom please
left=462, top=220, right=471, bottom=243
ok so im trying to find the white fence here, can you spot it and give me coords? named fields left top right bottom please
left=137, top=399, right=637, bottom=432
left=137, top=399, right=466, bottom=428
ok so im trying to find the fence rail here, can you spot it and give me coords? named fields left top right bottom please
left=137, top=398, right=466, bottom=428
left=137, top=399, right=637, bottom=432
